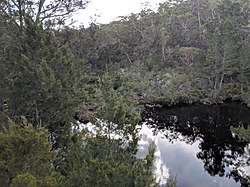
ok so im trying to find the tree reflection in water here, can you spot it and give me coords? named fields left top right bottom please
left=141, top=102, right=250, bottom=186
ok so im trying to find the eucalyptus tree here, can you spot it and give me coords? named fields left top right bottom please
left=204, top=0, right=249, bottom=91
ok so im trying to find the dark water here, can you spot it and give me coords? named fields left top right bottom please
left=141, top=102, right=250, bottom=187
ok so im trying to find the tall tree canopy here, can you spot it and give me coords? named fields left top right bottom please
left=0, top=0, right=89, bottom=28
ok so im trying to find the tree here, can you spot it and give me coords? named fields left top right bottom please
left=12, top=173, right=37, bottom=187
left=204, top=0, right=249, bottom=91
left=59, top=129, right=157, bottom=187
left=0, top=0, right=89, bottom=28
left=0, top=116, right=62, bottom=187
left=160, top=27, right=169, bottom=63
left=53, top=74, right=159, bottom=187
left=238, top=44, right=250, bottom=97
left=0, top=12, right=90, bottom=149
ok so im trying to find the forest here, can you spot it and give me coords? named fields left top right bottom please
left=0, top=0, right=249, bottom=186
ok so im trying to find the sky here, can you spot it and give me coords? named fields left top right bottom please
left=74, top=0, right=167, bottom=27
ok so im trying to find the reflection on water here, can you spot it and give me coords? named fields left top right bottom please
left=141, top=102, right=250, bottom=187
left=137, top=125, right=170, bottom=186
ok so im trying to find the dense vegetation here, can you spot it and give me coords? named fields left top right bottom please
left=59, top=0, right=250, bottom=106
left=0, top=0, right=249, bottom=186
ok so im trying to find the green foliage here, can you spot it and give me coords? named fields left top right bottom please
left=1, top=0, right=250, bottom=186
left=230, top=125, right=250, bottom=184
left=64, top=157, right=157, bottom=187
left=12, top=173, right=37, bottom=187
left=55, top=74, right=158, bottom=186
left=165, top=178, right=177, bottom=187
left=0, top=0, right=89, bottom=28
left=0, top=118, right=61, bottom=187
left=58, top=128, right=157, bottom=187
left=58, top=0, right=250, bottom=105
left=0, top=14, right=90, bottom=149
left=231, top=126, right=250, bottom=142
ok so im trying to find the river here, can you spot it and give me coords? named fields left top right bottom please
left=139, top=101, right=250, bottom=187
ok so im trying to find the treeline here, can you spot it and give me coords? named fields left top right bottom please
left=60, top=0, right=250, bottom=105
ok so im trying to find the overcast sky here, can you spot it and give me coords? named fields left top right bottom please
left=74, top=0, right=166, bottom=27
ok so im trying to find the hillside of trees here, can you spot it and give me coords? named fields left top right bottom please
left=0, top=0, right=249, bottom=186
left=59, top=0, right=250, bottom=106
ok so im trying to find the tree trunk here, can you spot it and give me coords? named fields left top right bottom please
left=18, top=0, right=24, bottom=29
left=162, top=46, right=166, bottom=62
left=219, top=53, right=226, bottom=88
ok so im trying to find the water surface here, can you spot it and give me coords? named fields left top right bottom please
left=141, top=102, right=250, bottom=187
